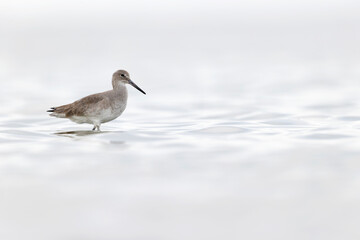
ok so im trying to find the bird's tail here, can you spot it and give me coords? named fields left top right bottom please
left=47, top=105, right=70, bottom=118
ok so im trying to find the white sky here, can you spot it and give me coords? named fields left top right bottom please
left=0, top=0, right=359, bottom=91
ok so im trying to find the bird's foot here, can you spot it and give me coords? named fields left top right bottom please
left=92, top=125, right=101, bottom=131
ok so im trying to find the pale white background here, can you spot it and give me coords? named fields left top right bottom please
left=1, top=1, right=360, bottom=239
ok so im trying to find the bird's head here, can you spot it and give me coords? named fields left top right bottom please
left=112, top=70, right=146, bottom=95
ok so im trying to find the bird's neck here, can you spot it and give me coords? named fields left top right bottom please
left=112, top=81, right=128, bottom=102
left=112, top=80, right=126, bottom=91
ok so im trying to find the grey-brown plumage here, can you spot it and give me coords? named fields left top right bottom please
left=48, top=70, right=146, bottom=131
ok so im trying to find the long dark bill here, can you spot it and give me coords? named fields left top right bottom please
left=128, top=79, right=146, bottom=95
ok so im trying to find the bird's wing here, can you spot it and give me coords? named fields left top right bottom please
left=49, top=93, right=107, bottom=118
left=69, top=93, right=107, bottom=117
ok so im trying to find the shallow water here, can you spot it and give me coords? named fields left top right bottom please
left=1, top=84, right=360, bottom=239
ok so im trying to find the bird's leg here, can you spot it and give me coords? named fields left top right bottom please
left=92, top=123, right=101, bottom=131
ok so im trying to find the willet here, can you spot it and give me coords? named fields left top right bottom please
left=47, top=70, right=146, bottom=131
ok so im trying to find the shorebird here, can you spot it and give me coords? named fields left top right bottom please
left=47, top=70, right=146, bottom=131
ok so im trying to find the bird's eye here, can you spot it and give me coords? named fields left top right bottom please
left=120, top=74, right=125, bottom=77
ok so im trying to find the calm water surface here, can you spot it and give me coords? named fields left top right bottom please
left=1, top=76, right=360, bottom=239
